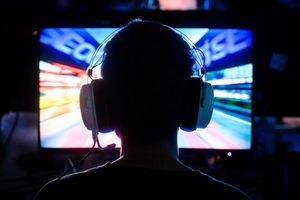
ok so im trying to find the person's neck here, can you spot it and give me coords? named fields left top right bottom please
left=111, top=137, right=193, bottom=171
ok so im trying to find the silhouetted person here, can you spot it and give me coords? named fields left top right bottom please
left=34, top=19, right=251, bottom=200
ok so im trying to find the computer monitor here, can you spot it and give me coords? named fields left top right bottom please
left=38, top=23, right=253, bottom=152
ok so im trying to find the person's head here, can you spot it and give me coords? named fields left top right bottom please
left=100, top=19, right=200, bottom=146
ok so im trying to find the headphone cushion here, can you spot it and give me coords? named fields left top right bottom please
left=197, top=82, right=214, bottom=128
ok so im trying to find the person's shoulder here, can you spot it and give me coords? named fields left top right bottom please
left=192, top=170, right=251, bottom=200
left=34, top=162, right=113, bottom=200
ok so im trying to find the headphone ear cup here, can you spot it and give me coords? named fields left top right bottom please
left=79, top=79, right=114, bottom=133
left=197, top=81, right=214, bottom=128
left=179, top=78, right=214, bottom=131
left=80, top=83, right=97, bottom=131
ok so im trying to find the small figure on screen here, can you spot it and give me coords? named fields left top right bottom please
left=34, top=19, right=251, bottom=200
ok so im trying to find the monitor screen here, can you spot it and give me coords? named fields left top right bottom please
left=39, top=27, right=253, bottom=151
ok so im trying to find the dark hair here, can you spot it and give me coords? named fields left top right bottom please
left=101, top=19, right=195, bottom=144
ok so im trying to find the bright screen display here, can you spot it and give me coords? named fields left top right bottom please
left=39, top=27, right=253, bottom=150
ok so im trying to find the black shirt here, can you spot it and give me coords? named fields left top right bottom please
left=34, top=162, right=251, bottom=199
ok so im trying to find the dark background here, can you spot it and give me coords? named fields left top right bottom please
left=1, top=1, right=300, bottom=199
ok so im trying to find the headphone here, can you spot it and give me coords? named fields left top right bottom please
left=79, top=21, right=214, bottom=136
